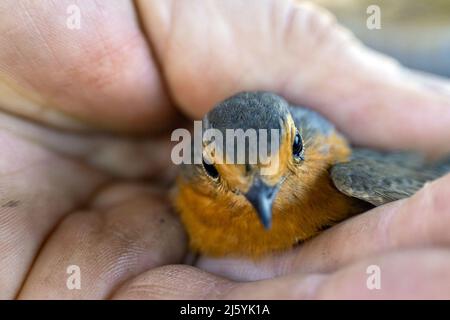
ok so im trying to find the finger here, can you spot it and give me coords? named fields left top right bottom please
left=111, top=264, right=325, bottom=299
left=316, top=249, right=450, bottom=299
left=0, top=131, right=106, bottom=299
left=229, top=249, right=450, bottom=299
left=138, top=0, right=450, bottom=156
left=198, top=173, right=450, bottom=281
left=0, top=112, right=176, bottom=179
left=0, top=0, right=175, bottom=133
left=113, top=249, right=450, bottom=299
left=18, top=183, right=187, bottom=300
left=403, top=69, right=450, bottom=99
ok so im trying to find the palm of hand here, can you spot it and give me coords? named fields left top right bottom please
left=1, top=0, right=450, bottom=299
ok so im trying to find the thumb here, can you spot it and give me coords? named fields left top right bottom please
left=138, top=0, right=450, bottom=156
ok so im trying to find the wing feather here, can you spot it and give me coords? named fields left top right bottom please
left=331, top=149, right=448, bottom=206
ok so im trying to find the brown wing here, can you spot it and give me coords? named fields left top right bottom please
left=331, top=149, right=448, bottom=206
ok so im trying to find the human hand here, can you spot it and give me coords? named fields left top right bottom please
left=1, top=0, right=450, bottom=299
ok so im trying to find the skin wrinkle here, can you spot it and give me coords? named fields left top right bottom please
left=9, top=187, right=105, bottom=299
left=401, top=178, right=450, bottom=246
left=113, top=265, right=235, bottom=300
left=133, top=0, right=181, bottom=127
left=375, top=200, right=401, bottom=252
left=293, top=273, right=328, bottom=300
left=13, top=211, right=77, bottom=300
left=0, top=106, right=175, bottom=179
left=0, top=128, right=106, bottom=298
left=137, top=0, right=175, bottom=63
left=18, top=190, right=186, bottom=299
left=230, top=272, right=327, bottom=299
left=91, top=183, right=167, bottom=210
left=0, top=2, right=450, bottom=294
left=315, top=249, right=450, bottom=299
left=70, top=33, right=144, bottom=91
left=113, top=264, right=330, bottom=299
left=282, top=1, right=298, bottom=41
left=0, top=74, right=89, bottom=131
left=19, top=2, right=63, bottom=70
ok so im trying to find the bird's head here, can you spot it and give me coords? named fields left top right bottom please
left=193, top=92, right=305, bottom=229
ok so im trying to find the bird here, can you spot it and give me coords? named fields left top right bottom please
left=174, top=91, right=450, bottom=258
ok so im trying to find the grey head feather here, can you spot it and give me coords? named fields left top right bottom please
left=203, top=92, right=290, bottom=163
left=180, top=91, right=337, bottom=181
left=204, top=92, right=289, bottom=137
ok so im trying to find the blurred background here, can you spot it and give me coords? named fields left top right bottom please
left=314, top=0, right=450, bottom=77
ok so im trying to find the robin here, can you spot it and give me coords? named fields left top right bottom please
left=174, top=92, right=450, bottom=258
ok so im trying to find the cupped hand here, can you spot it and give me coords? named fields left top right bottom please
left=1, top=0, right=450, bottom=299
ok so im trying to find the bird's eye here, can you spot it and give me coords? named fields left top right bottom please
left=202, top=157, right=219, bottom=179
left=292, top=131, right=303, bottom=159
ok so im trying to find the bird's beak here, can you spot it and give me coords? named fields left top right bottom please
left=244, top=178, right=280, bottom=229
